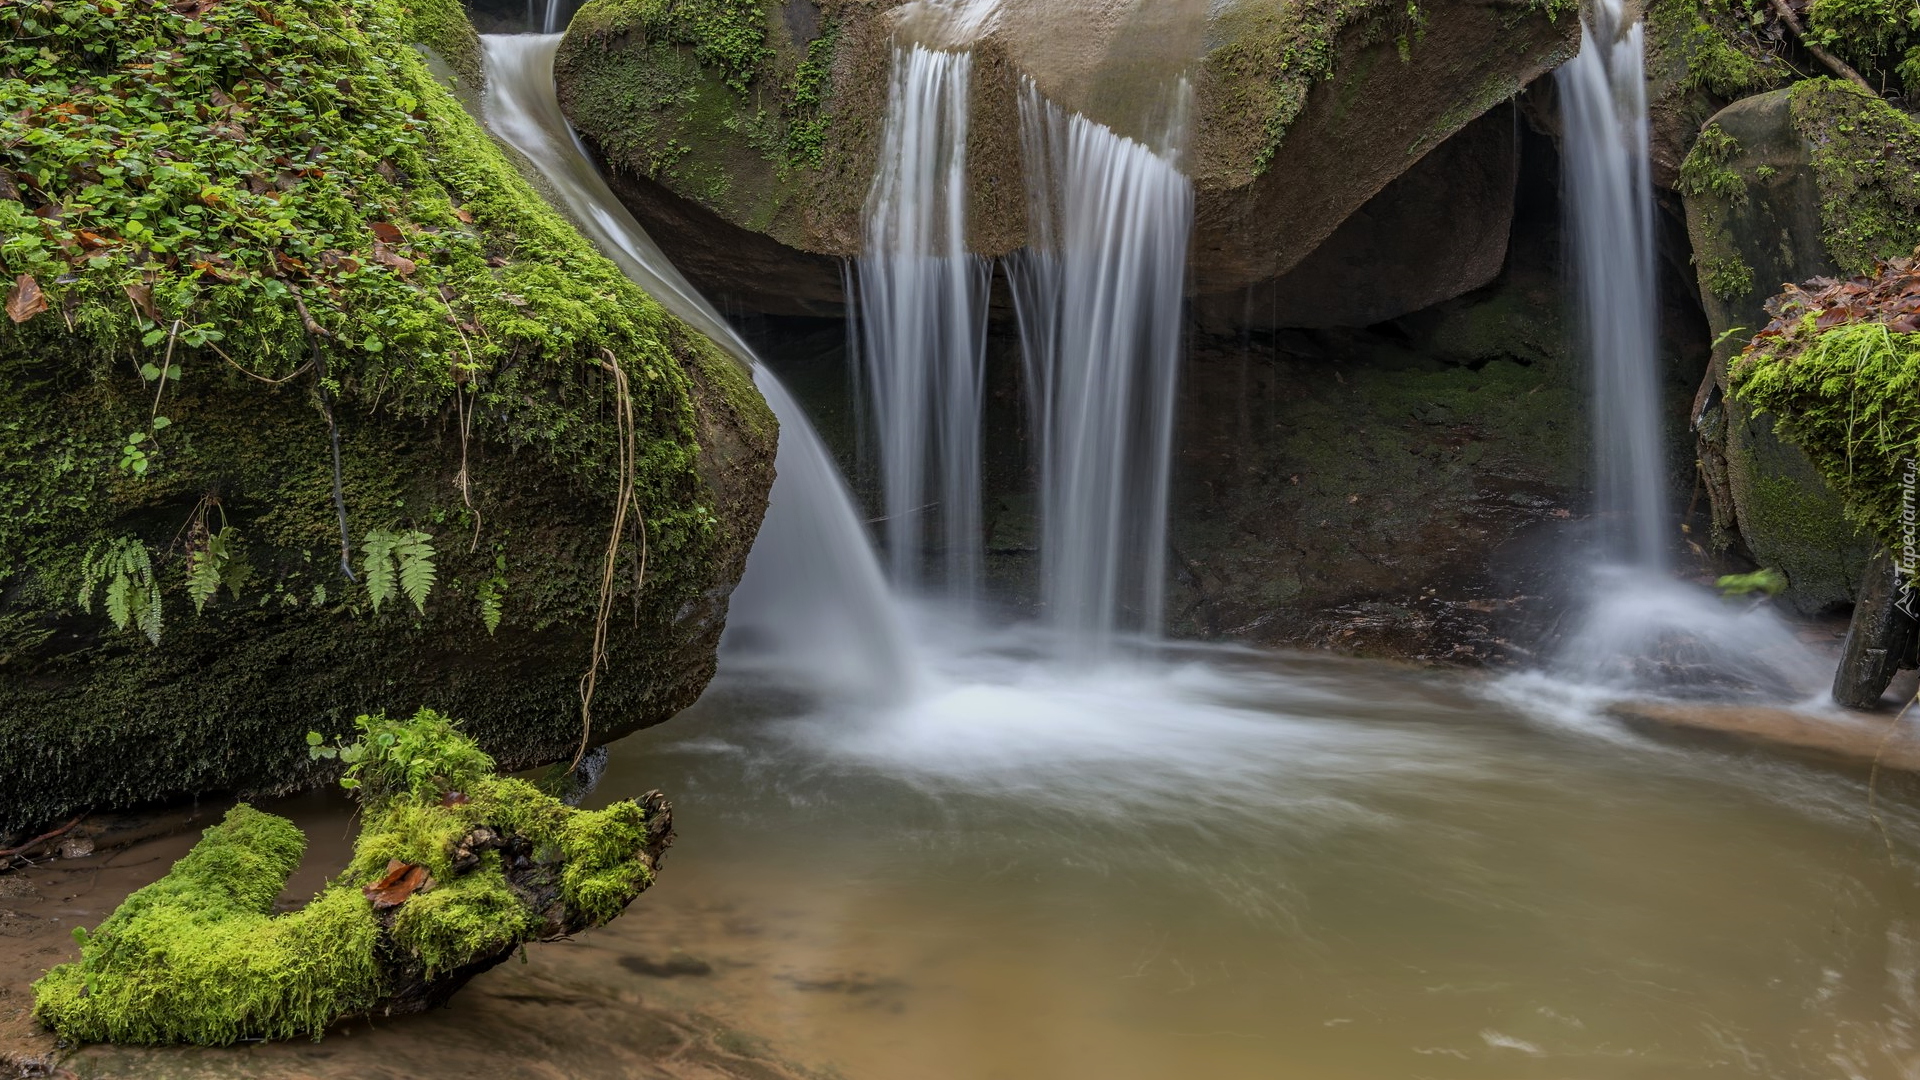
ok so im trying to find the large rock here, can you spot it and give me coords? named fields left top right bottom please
left=0, top=0, right=777, bottom=836
left=1680, top=88, right=1873, bottom=614
left=553, top=0, right=1579, bottom=318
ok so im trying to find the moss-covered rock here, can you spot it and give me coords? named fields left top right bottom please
left=551, top=0, right=1578, bottom=314
left=0, top=0, right=776, bottom=836
left=1679, top=88, right=1874, bottom=612
left=32, top=709, right=674, bottom=1045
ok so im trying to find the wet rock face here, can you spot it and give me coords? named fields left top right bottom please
left=553, top=0, right=1577, bottom=318
left=1681, top=89, right=1873, bottom=614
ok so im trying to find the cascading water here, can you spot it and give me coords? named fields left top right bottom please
left=1558, top=0, right=1665, bottom=571
left=1543, top=0, right=1822, bottom=698
left=480, top=34, right=915, bottom=697
left=855, top=43, right=990, bottom=600
left=1008, top=79, right=1194, bottom=654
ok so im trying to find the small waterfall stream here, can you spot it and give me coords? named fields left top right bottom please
left=1557, top=0, right=1665, bottom=571
left=1009, top=80, right=1193, bottom=652
left=1542, top=0, right=1822, bottom=698
left=855, top=43, right=990, bottom=600
left=480, top=34, right=916, bottom=697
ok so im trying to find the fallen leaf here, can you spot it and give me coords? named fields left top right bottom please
left=123, top=282, right=157, bottom=321
left=363, top=859, right=431, bottom=909
left=368, top=221, right=403, bottom=244
left=370, top=241, right=415, bottom=276
left=7, top=274, right=47, bottom=324
left=453, top=207, right=474, bottom=224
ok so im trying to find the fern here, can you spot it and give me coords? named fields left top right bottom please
left=393, top=532, right=436, bottom=615
left=77, top=537, right=162, bottom=645
left=184, top=525, right=247, bottom=614
left=476, top=578, right=504, bottom=635
left=360, top=530, right=399, bottom=613
left=361, top=528, right=436, bottom=615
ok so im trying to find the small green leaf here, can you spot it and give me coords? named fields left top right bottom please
left=150, top=415, right=171, bottom=430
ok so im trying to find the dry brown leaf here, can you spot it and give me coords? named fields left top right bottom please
left=362, top=859, right=431, bottom=910
left=7, top=274, right=47, bottom=324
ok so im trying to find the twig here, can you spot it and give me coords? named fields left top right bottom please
left=574, top=351, right=646, bottom=771
left=291, top=288, right=356, bottom=583
left=207, top=338, right=312, bottom=385
left=1764, top=0, right=1874, bottom=91
left=0, top=814, right=86, bottom=862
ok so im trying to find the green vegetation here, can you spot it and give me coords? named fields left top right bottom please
left=1789, top=78, right=1920, bottom=276
left=1716, top=567, right=1788, bottom=596
left=1804, top=0, right=1920, bottom=92
left=1649, top=0, right=1790, bottom=98
left=1678, top=125, right=1750, bottom=204
left=1735, top=322, right=1920, bottom=569
left=1702, top=254, right=1758, bottom=300
left=0, top=0, right=775, bottom=836
left=33, top=709, right=667, bottom=1045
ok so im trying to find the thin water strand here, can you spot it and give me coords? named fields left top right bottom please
left=480, top=34, right=916, bottom=697
left=856, top=44, right=990, bottom=601
left=1009, top=79, right=1194, bottom=655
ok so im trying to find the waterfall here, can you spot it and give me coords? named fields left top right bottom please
left=480, top=34, right=916, bottom=697
left=1558, top=0, right=1666, bottom=570
left=855, top=44, right=990, bottom=600
left=1543, top=4, right=1824, bottom=698
left=1009, top=79, right=1194, bottom=654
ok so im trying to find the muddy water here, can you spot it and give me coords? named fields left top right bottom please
left=14, top=642, right=1920, bottom=1079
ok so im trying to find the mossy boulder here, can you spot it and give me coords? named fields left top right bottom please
left=32, top=709, right=675, bottom=1045
left=1679, top=87, right=1877, bottom=612
left=551, top=0, right=1578, bottom=318
left=0, top=0, right=776, bottom=836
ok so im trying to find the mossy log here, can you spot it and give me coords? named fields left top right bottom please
left=31, top=710, right=674, bottom=1045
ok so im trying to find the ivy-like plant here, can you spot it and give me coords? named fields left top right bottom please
left=360, top=528, right=437, bottom=615
left=78, top=537, right=163, bottom=645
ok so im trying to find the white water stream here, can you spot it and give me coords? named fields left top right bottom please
left=482, top=35, right=915, bottom=698
left=855, top=43, right=990, bottom=601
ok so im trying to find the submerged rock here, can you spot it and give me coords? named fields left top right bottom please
left=0, top=0, right=776, bottom=836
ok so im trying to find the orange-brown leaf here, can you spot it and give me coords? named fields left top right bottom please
left=362, top=859, right=431, bottom=910
left=368, top=221, right=403, bottom=244
left=6, top=274, right=47, bottom=324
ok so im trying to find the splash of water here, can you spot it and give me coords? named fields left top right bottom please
left=1547, top=1, right=1823, bottom=702
left=481, top=34, right=916, bottom=697
left=854, top=43, right=990, bottom=600
left=1008, top=79, right=1194, bottom=655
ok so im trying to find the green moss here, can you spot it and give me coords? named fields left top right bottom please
left=34, top=710, right=665, bottom=1044
left=1789, top=78, right=1920, bottom=276
left=399, top=0, right=483, bottom=85
left=1648, top=0, right=1789, bottom=97
left=1734, top=322, right=1920, bottom=564
left=0, top=0, right=776, bottom=835
left=1205, top=0, right=1573, bottom=176
left=1678, top=124, right=1750, bottom=204
left=1702, top=253, right=1757, bottom=299
left=31, top=805, right=384, bottom=1045
left=1804, top=0, right=1920, bottom=93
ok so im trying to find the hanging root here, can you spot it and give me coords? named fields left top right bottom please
left=574, top=351, right=647, bottom=771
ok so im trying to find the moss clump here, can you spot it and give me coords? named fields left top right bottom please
left=1678, top=124, right=1751, bottom=204
left=1735, top=321, right=1920, bottom=568
left=30, top=806, right=384, bottom=1044
left=33, top=709, right=669, bottom=1044
left=1702, top=253, right=1757, bottom=299
left=1648, top=0, right=1790, bottom=98
left=1789, top=78, right=1920, bottom=275
left=400, top=0, right=484, bottom=85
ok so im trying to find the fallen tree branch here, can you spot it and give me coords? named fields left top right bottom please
left=0, top=814, right=86, bottom=863
left=1764, top=0, right=1874, bottom=91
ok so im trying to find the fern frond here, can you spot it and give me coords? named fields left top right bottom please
left=77, top=539, right=106, bottom=612
left=476, top=580, right=503, bottom=635
left=104, top=573, right=131, bottom=631
left=185, top=550, right=221, bottom=614
left=135, top=579, right=162, bottom=645
left=394, top=531, right=436, bottom=615
left=361, top=530, right=397, bottom=613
